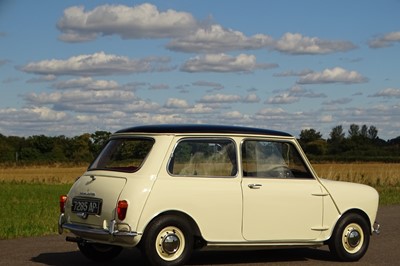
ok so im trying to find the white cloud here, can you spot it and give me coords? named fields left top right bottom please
left=297, top=67, right=368, bottom=84
left=167, top=24, right=273, bottom=53
left=20, top=52, right=174, bottom=76
left=25, top=89, right=136, bottom=106
left=243, top=93, right=260, bottom=103
left=125, top=100, right=160, bottom=112
left=273, top=69, right=314, bottom=77
left=266, top=93, right=299, bottom=104
left=57, top=4, right=198, bottom=42
left=198, top=93, right=241, bottom=103
left=29, top=106, right=68, bottom=121
left=370, top=88, right=400, bottom=98
left=53, top=77, right=119, bottom=90
left=323, top=98, right=353, bottom=105
left=369, top=31, right=400, bottom=48
left=185, top=104, right=214, bottom=114
left=27, top=75, right=57, bottom=83
left=0, top=107, right=68, bottom=134
left=273, top=33, right=357, bottom=55
left=319, top=115, right=333, bottom=123
left=164, top=98, right=190, bottom=108
left=222, top=111, right=245, bottom=119
left=256, top=107, right=286, bottom=116
left=192, top=81, right=224, bottom=90
left=267, top=86, right=326, bottom=104
left=181, top=53, right=277, bottom=73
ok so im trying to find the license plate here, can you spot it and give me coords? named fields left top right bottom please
left=72, top=197, right=102, bottom=215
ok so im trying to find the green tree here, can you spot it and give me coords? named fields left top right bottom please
left=299, top=129, right=326, bottom=156
left=368, top=125, right=378, bottom=140
left=299, top=128, right=323, bottom=143
left=69, top=133, right=93, bottom=162
left=328, top=125, right=346, bottom=154
left=304, top=139, right=328, bottom=155
left=361, top=125, right=368, bottom=138
left=90, top=131, right=111, bottom=156
left=0, top=134, right=15, bottom=162
left=348, top=124, right=360, bottom=139
left=329, top=125, right=345, bottom=142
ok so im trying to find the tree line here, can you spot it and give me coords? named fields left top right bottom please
left=299, top=124, right=400, bottom=162
left=0, top=124, right=399, bottom=165
left=0, top=131, right=111, bottom=165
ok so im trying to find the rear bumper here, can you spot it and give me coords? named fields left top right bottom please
left=58, top=213, right=140, bottom=247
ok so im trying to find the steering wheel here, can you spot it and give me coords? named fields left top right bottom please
left=269, top=165, right=294, bottom=178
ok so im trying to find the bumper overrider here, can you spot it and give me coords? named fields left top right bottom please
left=58, top=213, right=140, bottom=246
left=373, top=221, right=381, bottom=235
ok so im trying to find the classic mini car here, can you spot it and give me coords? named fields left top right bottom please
left=58, top=124, right=380, bottom=266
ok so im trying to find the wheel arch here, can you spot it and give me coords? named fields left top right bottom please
left=340, top=209, right=372, bottom=234
left=140, top=210, right=204, bottom=246
left=326, top=208, right=372, bottom=244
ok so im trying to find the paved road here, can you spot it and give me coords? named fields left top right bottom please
left=1, top=205, right=398, bottom=266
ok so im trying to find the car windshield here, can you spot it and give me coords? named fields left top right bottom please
left=88, top=137, right=154, bottom=172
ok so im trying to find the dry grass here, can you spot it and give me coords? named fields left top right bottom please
left=312, top=163, right=400, bottom=187
left=0, top=165, right=87, bottom=184
left=1, top=163, right=399, bottom=187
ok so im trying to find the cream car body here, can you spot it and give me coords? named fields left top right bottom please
left=59, top=125, right=380, bottom=266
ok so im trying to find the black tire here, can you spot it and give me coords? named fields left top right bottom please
left=328, top=213, right=370, bottom=261
left=77, top=241, right=122, bottom=262
left=142, top=215, right=194, bottom=266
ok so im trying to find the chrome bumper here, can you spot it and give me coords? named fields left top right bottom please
left=58, top=213, right=139, bottom=246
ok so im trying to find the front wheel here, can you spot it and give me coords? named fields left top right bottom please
left=142, top=215, right=194, bottom=266
left=77, top=241, right=122, bottom=262
left=329, top=213, right=370, bottom=261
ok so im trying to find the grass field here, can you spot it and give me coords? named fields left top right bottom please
left=0, top=182, right=71, bottom=240
left=0, top=163, right=399, bottom=239
left=0, top=165, right=87, bottom=183
left=313, top=163, right=400, bottom=205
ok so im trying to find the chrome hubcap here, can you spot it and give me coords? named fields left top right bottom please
left=162, top=233, right=180, bottom=254
left=347, top=229, right=361, bottom=248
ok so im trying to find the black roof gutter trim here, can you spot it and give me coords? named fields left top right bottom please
left=115, top=124, right=292, bottom=137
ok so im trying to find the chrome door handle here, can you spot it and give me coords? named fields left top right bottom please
left=248, top=184, right=262, bottom=189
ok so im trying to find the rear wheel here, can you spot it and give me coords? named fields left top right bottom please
left=77, top=241, right=122, bottom=262
left=329, top=213, right=370, bottom=261
left=142, top=215, right=193, bottom=266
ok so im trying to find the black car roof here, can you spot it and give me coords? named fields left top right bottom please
left=115, top=124, right=292, bottom=137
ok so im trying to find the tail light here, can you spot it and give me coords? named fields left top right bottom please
left=117, top=200, right=128, bottom=220
left=60, top=195, right=68, bottom=213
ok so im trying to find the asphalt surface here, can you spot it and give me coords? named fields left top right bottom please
left=0, top=205, right=398, bottom=266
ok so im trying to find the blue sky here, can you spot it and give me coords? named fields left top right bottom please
left=1, top=0, right=399, bottom=139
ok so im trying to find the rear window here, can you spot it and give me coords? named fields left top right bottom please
left=88, top=138, right=154, bottom=172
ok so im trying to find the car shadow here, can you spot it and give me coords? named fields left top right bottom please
left=189, top=248, right=337, bottom=265
left=31, top=247, right=337, bottom=266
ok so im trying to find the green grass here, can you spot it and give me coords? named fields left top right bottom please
left=0, top=181, right=398, bottom=240
left=376, top=186, right=400, bottom=205
left=0, top=181, right=71, bottom=240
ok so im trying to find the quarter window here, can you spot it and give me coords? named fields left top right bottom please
left=242, top=140, right=312, bottom=178
left=169, top=139, right=237, bottom=177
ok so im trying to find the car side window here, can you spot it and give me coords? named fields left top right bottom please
left=169, top=138, right=237, bottom=177
left=242, top=140, right=312, bottom=179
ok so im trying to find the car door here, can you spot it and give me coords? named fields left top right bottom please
left=241, top=139, right=324, bottom=241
